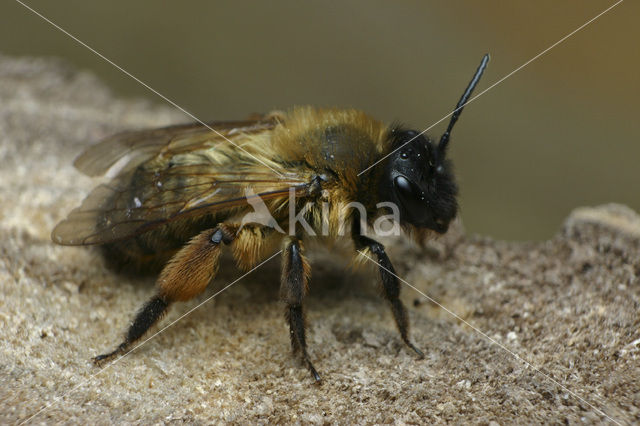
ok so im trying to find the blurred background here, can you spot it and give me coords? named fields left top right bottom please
left=1, top=1, right=638, bottom=241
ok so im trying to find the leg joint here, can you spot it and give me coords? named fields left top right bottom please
left=356, top=235, right=385, bottom=257
left=210, top=226, right=235, bottom=245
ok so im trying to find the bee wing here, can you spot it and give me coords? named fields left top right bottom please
left=53, top=117, right=309, bottom=245
left=74, top=117, right=277, bottom=177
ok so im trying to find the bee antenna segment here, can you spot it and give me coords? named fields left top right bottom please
left=437, top=53, right=490, bottom=161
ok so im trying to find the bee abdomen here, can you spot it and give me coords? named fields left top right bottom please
left=100, top=216, right=221, bottom=274
left=101, top=239, right=176, bottom=274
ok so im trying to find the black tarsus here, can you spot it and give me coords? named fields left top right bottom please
left=93, top=295, right=169, bottom=365
left=281, top=239, right=321, bottom=382
left=352, top=221, right=424, bottom=358
left=437, top=53, right=490, bottom=160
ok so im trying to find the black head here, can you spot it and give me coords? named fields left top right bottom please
left=378, top=54, right=489, bottom=234
left=379, top=130, right=457, bottom=233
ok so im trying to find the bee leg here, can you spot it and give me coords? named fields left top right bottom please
left=280, top=237, right=320, bottom=382
left=93, top=225, right=236, bottom=366
left=356, top=235, right=425, bottom=359
left=92, top=295, right=170, bottom=366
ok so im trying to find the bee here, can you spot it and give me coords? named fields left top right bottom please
left=53, top=54, right=489, bottom=381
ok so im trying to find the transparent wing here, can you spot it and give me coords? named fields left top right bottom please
left=53, top=117, right=309, bottom=245
left=74, top=117, right=277, bottom=177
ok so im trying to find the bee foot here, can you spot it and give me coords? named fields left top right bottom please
left=306, top=359, right=322, bottom=383
left=406, top=341, right=425, bottom=359
left=92, top=343, right=127, bottom=367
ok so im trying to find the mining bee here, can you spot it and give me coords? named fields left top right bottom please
left=52, top=55, right=489, bottom=381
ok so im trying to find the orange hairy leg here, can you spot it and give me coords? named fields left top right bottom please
left=93, top=224, right=238, bottom=365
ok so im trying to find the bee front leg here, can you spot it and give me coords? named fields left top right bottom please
left=280, top=237, right=320, bottom=382
left=93, top=225, right=236, bottom=366
left=355, top=235, right=425, bottom=359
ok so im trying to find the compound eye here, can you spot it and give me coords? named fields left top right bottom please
left=394, top=175, right=424, bottom=214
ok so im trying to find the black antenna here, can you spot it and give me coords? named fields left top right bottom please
left=437, top=54, right=490, bottom=159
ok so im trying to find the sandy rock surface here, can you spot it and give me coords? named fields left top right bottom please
left=1, top=55, right=638, bottom=424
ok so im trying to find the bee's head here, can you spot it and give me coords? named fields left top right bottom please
left=378, top=54, right=489, bottom=234
left=379, top=129, right=457, bottom=233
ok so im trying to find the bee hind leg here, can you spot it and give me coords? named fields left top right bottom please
left=92, top=295, right=169, bottom=365
left=93, top=225, right=236, bottom=366
left=280, top=237, right=321, bottom=382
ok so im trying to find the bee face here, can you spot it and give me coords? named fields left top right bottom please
left=379, top=129, right=458, bottom=233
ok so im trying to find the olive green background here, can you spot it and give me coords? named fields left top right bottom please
left=2, top=1, right=638, bottom=240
